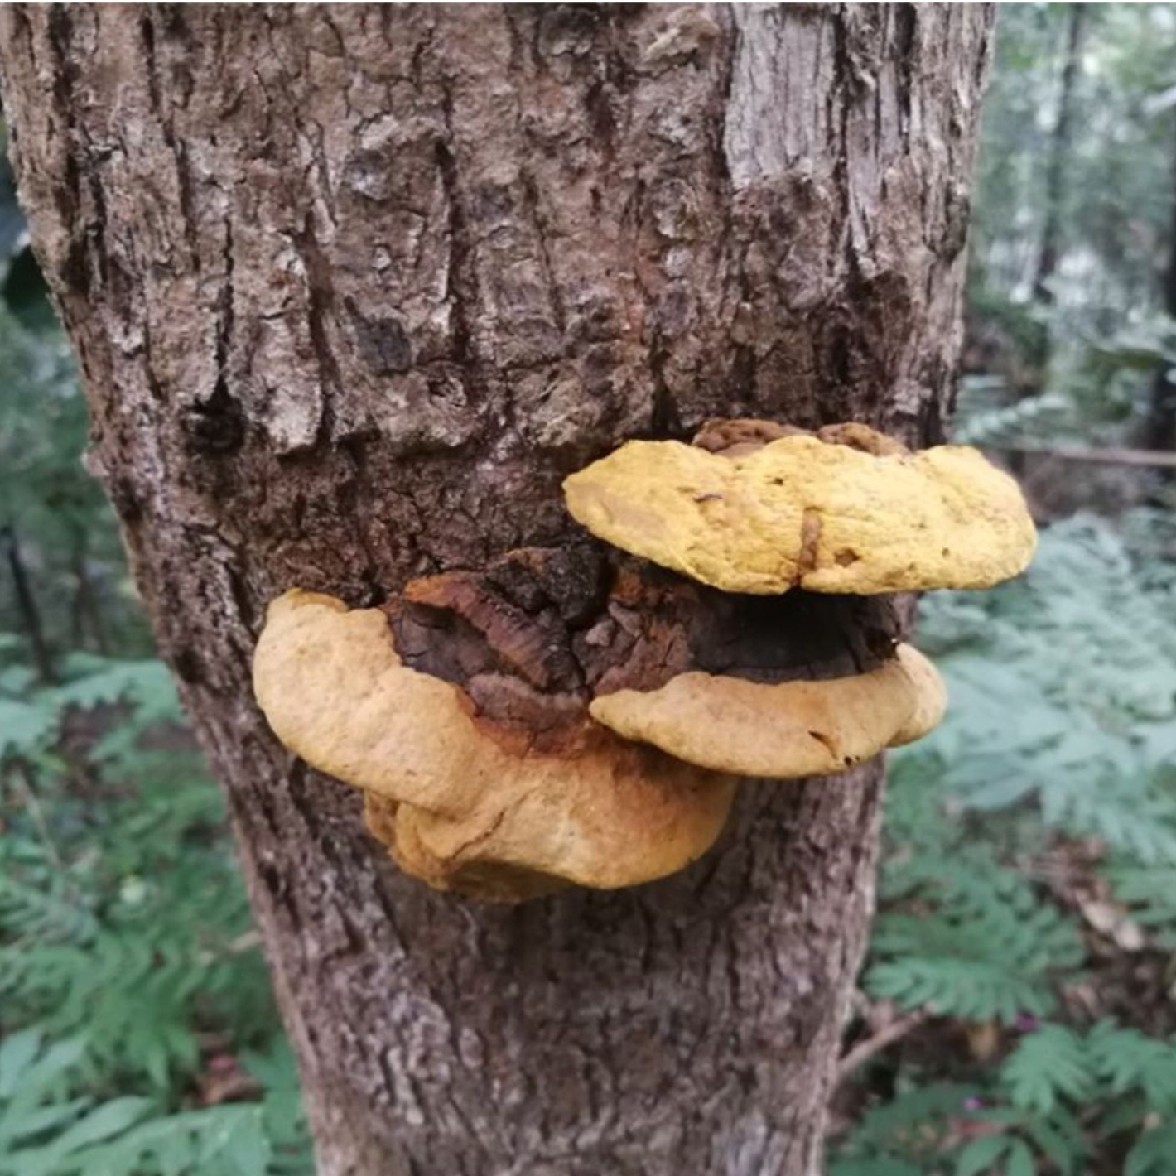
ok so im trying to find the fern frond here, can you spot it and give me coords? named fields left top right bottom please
left=1088, top=1023, right=1176, bottom=1113
left=1105, top=865, right=1176, bottom=948
left=870, top=845, right=1082, bottom=1023
left=1125, top=1122, right=1176, bottom=1176
left=1000, top=1025, right=1093, bottom=1114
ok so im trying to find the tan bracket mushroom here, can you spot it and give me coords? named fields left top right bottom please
left=589, top=644, right=946, bottom=779
left=558, top=420, right=1036, bottom=783
left=252, top=590, right=736, bottom=902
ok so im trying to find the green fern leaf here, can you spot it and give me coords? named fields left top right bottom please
left=1125, top=1122, right=1176, bottom=1176
left=954, top=1133, right=1012, bottom=1176
left=0, top=699, right=56, bottom=758
left=1088, top=1023, right=1176, bottom=1112
left=1001, top=1025, right=1093, bottom=1114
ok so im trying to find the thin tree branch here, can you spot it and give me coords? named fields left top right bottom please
left=990, top=444, right=1176, bottom=469
left=837, top=1008, right=933, bottom=1085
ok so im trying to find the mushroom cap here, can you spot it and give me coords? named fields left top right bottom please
left=889, top=643, right=949, bottom=746
left=563, top=429, right=1036, bottom=595
left=363, top=794, right=571, bottom=904
left=589, top=643, right=946, bottom=778
left=253, top=590, right=736, bottom=896
left=363, top=742, right=737, bottom=901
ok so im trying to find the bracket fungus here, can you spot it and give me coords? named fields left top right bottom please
left=251, top=422, right=1033, bottom=902
left=562, top=422, right=1037, bottom=595
left=252, top=590, right=736, bottom=902
left=589, top=643, right=946, bottom=778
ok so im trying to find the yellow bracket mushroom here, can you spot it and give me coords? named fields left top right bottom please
left=554, top=419, right=1034, bottom=803
left=563, top=421, right=1037, bottom=595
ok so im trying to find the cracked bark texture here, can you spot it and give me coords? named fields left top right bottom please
left=0, top=5, right=993, bottom=1174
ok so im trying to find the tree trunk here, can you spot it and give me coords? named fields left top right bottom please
left=0, top=6, right=993, bottom=1174
left=1146, top=108, right=1176, bottom=463
left=1, top=524, right=54, bottom=683
left=1031, top=2, right=1085, bottom=307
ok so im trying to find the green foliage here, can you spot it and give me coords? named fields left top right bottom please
left=0, top=1029, right=306, bottom=1176
left=1000, top=1025, right=1092, bottom=1115
left=0, top=698, right=56, bottom=758
left=976, top=4, right=1176, bottom=317
left=952, top=386, right=1076, bottom=450
left=1125, top=1124, right=1176, bottom=1176
left=904, top=515, right=1176, bottom=860
left=1102, top=864, right=1176, bottom=949
left=832, top=1082, right=979, bottom=1169
left=0, top=123, right=54, bottom=332
left=0, top=636, right=311, bottom=1174
left=0, top=300, right=150, bottom=675
left=835, top=514, right=1176, bottom=1174
left=831, top=1074, right=1089, bottom=1176
left=867, top=846, right=1083, bottom=1022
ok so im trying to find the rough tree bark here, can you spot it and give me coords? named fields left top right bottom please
left=0, top=6, right=993, bottom=1174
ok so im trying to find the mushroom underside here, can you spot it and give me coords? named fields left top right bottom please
left=589, top=643, right=946, bottom=778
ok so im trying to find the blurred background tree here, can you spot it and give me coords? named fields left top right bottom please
left=963, top=2, right=1176, bottom=519
left=1, top=5, right=1175, bottom=1175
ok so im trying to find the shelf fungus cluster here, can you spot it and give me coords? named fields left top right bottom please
left=253, top=421, right=1036, bottom=902
left=253, top=589, right=737, bottom=903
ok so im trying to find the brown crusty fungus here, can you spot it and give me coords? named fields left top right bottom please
left=562, top=423, right=1036, bottom=595
left=252, top=590, right=737, bottom=899
left=589, top=643, right=946, bottom=778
